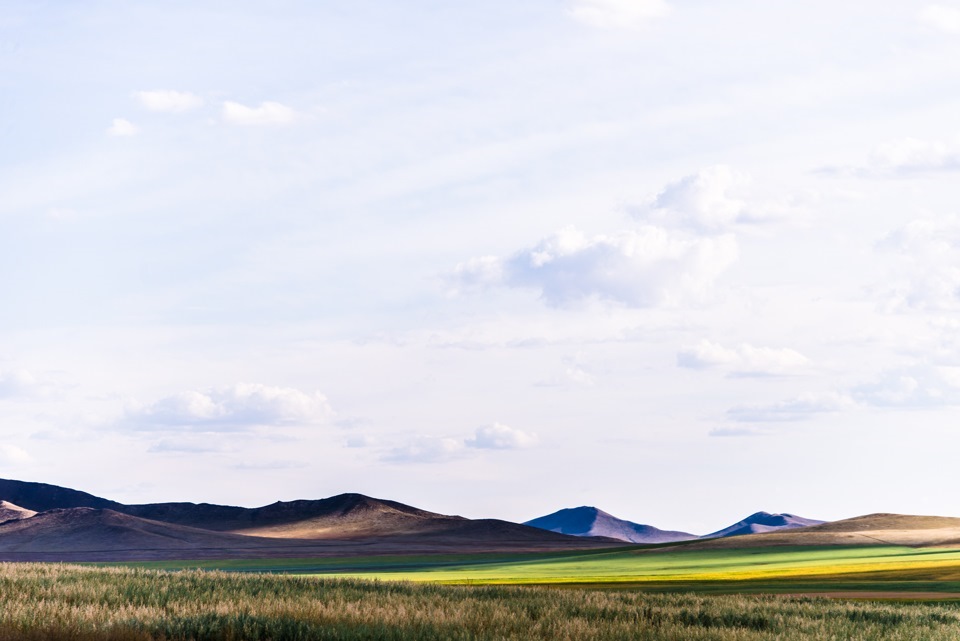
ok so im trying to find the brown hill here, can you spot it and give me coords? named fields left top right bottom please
left=0, top=500, right=36, bottom=523
left=682, top=513, right=960, bottom=549
left=0, top=508, right=307, bottom=561
left=120, top=493, right=453, bottom=537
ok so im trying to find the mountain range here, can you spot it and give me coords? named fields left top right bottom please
left=0, top=478, right=618, bottom=561
left=4, top=477, right=958, bottom=561
left=523, top=507, right=822, bottom=544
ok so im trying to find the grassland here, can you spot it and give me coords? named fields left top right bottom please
left=7, top=563, right=960, bottom=640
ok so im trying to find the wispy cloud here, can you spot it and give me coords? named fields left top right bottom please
left=382, top=423, right=539, bottom=463
left=569, top=0, right=669, bottom=30
left=920, top=4, right=960, bottom=34
left=677, top=340, right=809, bottom=377
left=0, top=444, right=32, bottom=465
left=134, top=90, right=204, bottom=113
left=222, top=101, right=298, bottom=126
left=107, top=118, right=138, bottom=137
left=465, top=423, right=538, bottom=449
left=726, top=393, right=852, bottom=423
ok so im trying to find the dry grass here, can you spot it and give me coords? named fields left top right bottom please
left=1, top=564, right=960, bottom=639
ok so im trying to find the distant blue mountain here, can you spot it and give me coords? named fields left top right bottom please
left=702, top=511, right=824, bottom=539
left=524, top=506, right=696, bottom=544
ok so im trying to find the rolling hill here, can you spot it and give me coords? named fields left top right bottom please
left=687, top=513, right=960, bottom=549
left=524, top=506, right=696, bottom=543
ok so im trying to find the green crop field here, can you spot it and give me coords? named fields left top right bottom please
left=111, top=545, right=960, bottom=595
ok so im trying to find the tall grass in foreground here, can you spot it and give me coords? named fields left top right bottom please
left=1, top=564, right=960, bottom=640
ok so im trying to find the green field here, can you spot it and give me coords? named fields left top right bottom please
left=112, top=545, right=960, bottom=595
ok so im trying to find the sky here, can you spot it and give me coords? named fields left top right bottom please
left=2, top=1, right=960, bottom=535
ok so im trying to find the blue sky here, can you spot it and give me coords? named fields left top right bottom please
left=2, top=0, right=960, bottom=534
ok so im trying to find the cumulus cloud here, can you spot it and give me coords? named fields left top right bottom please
left=875, top=215, right=960, bottom=311
left=454, top=225, right=737, bottom=308
left=465, top=423, right=538, bottom=449
left=222, top=101, right=297, bottom=126
left=569, top=0, right=669, bottom=29
left=920, top=4, right=960, bottom=34
left=639, top=166, right=800, bottom=231
left=677, top=340, right=809, bottom=376
left=125, top=383, right=332, bottom=431
left=0, top=444, right=32, bottom=465
left=134, top=90, right=204, bottom=113
left=726, top=393, right=852, bottom=423
left=107, top=118, right=139, bottom=137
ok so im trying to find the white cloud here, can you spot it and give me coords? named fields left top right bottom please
left=382, top=423, right=539, bottom=462
left=853, top=366, right=960, bottom=408
left=709, top=427, right=765, bottom=438
left=823, top=138, right=960, bottom=176
left=465, top=423, right=538, bottom=450
left=920, top=4, right=960, bottom=34
left=876, top=215, right=960, bottom=311
left=640, top=166, right=800, bottom=231
left=868, top=137, right=960, bottom=174
left=0, top=369, right=58, bottom=400
left=726, top=393, right=852, bottom=423
left=222, top=101, right=297, bottom=126
left=107, top=118, right=139, bottom=137
left=455, top=225, right=738, bottom=307
left=0, top=443, right=33, bottom=465
left=677, top=340, right=809, bottom=376
left=569, top=0, right=669, bottom=30
left=0, top=444, right=32, bottom=465
left=382, top=437, right=466, bottom=463
left=125, top=383, right=332, bottom=431
left=134, top=90, right=204, bottom=113
left=147, top=438, right=232, bottom=454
